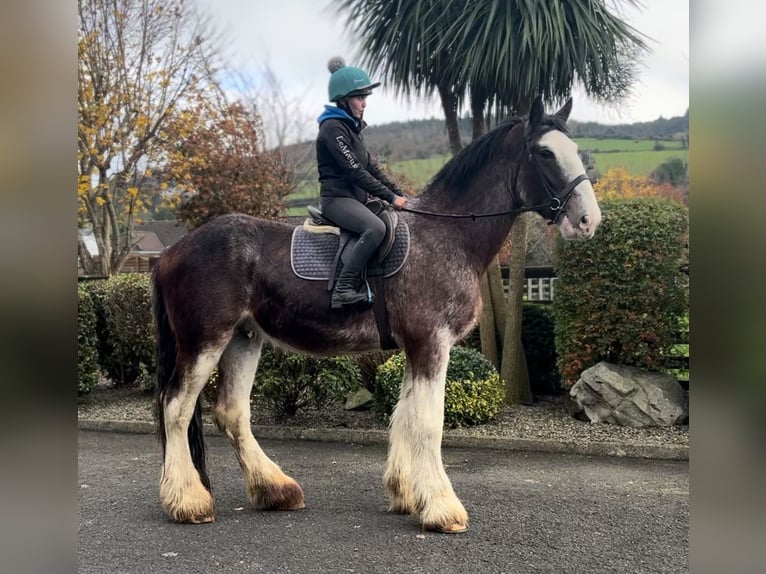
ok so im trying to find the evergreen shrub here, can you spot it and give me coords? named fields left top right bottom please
left=554, top=197, right=688, bottom=386
left=82, top=278, right=115, bottom=377
left=101, top=273, right=155, bottom=388
left=254, top=347, right=361, bottom=418
left=77, top=283, right=100, bottom=397
left=374, top=346, right=504, bottom=428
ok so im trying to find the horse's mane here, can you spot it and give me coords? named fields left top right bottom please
left=425, top=114, right=569, bottom=195
left=426, top=118, right=522, bottom=193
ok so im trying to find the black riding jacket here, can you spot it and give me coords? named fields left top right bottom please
left=316, top=106, right=404, bottom=204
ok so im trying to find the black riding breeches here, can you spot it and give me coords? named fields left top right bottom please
left=320, top=196, right=386, bottom=275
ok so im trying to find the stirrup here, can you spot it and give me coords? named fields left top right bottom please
left=331, top=279, right=373, bottom=309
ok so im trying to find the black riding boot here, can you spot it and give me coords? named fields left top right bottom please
left=331, top=271, right=372, bottom=309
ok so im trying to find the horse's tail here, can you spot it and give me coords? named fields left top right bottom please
left=152, top=270, right=210, bottom=489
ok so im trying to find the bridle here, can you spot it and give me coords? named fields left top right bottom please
left=522, top=133, right=590, bottom=225
left=401, top=129, right=589, bottom=223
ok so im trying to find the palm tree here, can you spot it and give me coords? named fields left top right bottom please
left=338, top=0, right=468, bottom=153
left=339, top=0, right=648, bottom=401
left=444, top=0, right=646, bottom=122
left=442, top=0, right=647, bottom=403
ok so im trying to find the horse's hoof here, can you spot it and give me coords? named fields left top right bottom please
left=185, top=513, right=216, bottom=524
left=167, top=506, right=216, bottom=524
left=426, top=521, right=468, bottom=534
left=255, top=480, right=306, bottom=511
left=160, top=482, right=216, bottom=525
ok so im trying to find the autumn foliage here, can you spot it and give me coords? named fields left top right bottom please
left=77, top=0, right=217, bottom=274
left=594, top=166, right=687, bottom=205
left=164, top=102, right=294, bottom=229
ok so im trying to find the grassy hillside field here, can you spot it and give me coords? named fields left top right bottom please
left=387, top=138, right=688, bottom=190
left=284, top=137, right=688, bottom=215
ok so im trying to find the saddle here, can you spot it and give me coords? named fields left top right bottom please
left=290, top=198, right=409, bottom=350
left=290, top=198, right=409, bottom=289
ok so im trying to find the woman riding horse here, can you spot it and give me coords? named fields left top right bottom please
left=316, top=57, right=408, bottom=309
left=152, top=92, right=601, bottom=533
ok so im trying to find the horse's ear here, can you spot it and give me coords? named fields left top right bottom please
left=554, top=98, right=573, bottom=122
left=527, top=96, right=544, bottom=131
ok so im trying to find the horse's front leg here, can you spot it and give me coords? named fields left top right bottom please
left=383, top=335, right=468, bottom=533
left=213, top=333, right=305, bottom=511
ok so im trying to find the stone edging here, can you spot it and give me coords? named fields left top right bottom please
left=78, top=419, right=688, bottom=461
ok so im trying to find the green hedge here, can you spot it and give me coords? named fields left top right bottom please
left=375, top=346, right=504, bottom=428
left=100, top=274, right=155, bottom=388
left=82, top=279, right=115, bottom=380
left=77, top=284, right=100, bottom=397
left=554, top=197, right=688, bottom=386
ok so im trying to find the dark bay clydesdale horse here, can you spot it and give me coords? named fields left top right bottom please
left=152, top=96, right=601, bottom=533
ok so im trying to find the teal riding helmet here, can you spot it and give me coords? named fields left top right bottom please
left=327, top=57, right=381, bottom=102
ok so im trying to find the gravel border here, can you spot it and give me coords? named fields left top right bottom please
left=78, top=384, right=688, bottom=460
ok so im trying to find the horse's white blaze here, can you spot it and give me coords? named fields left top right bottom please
left=385, top=330, right=468, bottom=528
left=539, top=130, right=602, bottom=239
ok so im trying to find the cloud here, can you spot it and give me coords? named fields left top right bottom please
left=195, top=0, right=689, bottom=140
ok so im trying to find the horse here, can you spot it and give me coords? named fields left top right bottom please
left=151, top=96, right=601, bottom=533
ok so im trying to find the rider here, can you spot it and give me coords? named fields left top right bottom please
left=316, top=57, right=408, bottom=309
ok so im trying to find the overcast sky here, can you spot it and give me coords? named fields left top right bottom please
left=194, top=0, right=689, bottom=142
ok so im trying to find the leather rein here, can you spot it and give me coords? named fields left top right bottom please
left=400, top=137, right=589, bottom=224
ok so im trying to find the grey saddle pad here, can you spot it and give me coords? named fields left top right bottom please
left=290, top=219, right=410, bottom=281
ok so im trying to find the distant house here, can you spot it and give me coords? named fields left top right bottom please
left=78, top=220, right=190, bottom=276
left=121, top=220, right=189, bottom=273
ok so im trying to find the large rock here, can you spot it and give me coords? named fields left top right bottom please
left=344, top=387, right=375, bottom=411
left=570, top=362, right=688, bottom=427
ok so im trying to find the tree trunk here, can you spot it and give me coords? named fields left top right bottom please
left=470, top=91, right=486, bottom=139
left=478, top=273, right=498, bottom=369
left=469, top=93, right=505, bottom=367
left=501, top=213, right=533, bottom=404
left=438, top=84, right=463, bottom=155
left=487, top=256, right=506, bottom=345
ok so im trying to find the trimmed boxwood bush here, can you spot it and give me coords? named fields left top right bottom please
left=77, top=283, right=100, bottom=397
left=81, top=279, right=115, bottom=378
left=554, top=197, right=688, bottom=386
left=521, top=303, right=561, bottom=395
left=375, top=346, right=504, bottom=428
left=254, top=347, right=361, bottom=418
left=101, top=273, right=155, bottom=388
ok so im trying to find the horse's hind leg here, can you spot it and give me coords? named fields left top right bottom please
left=213, top=330, right=305, bottom=511
left=384, top=333, right=468, bottom=533
left=159, top=345, right=224, bottom=524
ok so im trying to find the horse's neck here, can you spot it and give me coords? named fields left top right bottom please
left=416, top=179, right=518, bottom=274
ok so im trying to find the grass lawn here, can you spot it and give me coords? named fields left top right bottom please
left=591, top=149, right=689, bottom=176
left=283, top=139, right=688, bottom=208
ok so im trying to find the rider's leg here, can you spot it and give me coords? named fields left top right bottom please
left=320, top=197, right=385, bottom=307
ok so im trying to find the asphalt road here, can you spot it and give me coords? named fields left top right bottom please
left=78, top=431, right=688, bottom=573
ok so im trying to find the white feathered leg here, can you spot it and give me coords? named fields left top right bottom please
left=384, top=333, right=468, bottom=532
left=213, top=333, right=305, bottom=511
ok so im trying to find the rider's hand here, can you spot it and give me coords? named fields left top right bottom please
left=393, top=196, right=407, bottom=209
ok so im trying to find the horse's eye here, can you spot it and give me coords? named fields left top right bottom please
left=539, top=148, right=555, bottom=160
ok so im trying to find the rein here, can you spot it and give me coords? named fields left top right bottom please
left=400, top=203, right=546, bottom=220
left=400, top=157, right=589, bottom=222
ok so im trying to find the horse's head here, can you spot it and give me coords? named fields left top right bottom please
left=518, top=96, right=601, bottom=240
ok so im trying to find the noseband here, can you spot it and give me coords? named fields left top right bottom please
left=523, top=134, right=590, bottom=224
